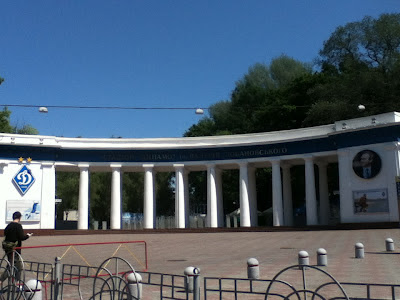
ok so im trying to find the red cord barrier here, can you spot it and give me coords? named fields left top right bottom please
left=16, top=240, right=148, bottom=271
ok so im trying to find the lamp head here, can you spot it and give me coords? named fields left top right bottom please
left=357, top=104, right=365, bottom=112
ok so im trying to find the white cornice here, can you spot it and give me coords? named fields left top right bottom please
left=0, top=112, right=398, bottom=151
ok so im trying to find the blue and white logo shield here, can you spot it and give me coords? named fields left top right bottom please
left=13, top=165, right=35, bottom=195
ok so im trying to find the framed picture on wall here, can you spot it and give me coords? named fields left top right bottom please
left=353, top=189, right=388, bottom=214
left=6, top=200, right=41, bottom=221
left=352, top=150, right=382, bottom=179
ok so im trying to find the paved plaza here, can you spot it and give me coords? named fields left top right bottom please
left=18, top=228, right=400, bottom=286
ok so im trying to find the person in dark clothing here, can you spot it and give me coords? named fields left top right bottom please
left=1, top=211, right=33, bottom=281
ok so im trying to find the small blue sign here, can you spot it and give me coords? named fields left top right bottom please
left=13, top=165, right=35, bottom=195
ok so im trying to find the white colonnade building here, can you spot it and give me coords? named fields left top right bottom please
left=1, top=112, right=400, bottom=230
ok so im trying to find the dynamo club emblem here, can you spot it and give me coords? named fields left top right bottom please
left=13, top=165, right=35, bottom=195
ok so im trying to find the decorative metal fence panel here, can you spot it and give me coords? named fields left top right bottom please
left=341, top=282, right=400, bottom=300
left=1, top=253, right=400, bottom=299
left=204, top=277, right=282, bottom=299
left=140, top=271, right=189, bottom=299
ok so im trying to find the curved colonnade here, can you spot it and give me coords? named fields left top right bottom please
left=0, top=112, right=399, bottom=229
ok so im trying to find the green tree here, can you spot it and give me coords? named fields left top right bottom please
left=0, top=107, right=39, bottom=135
left=123, top=172, right=144, bottom=214
left=55, top=172, right=79, bottom=220
left=184, top=55, right=312, bottom=137
left=308, top=13, right=400, bottom=125
left=320, top=13, right=400, bottom=73
left=0, top=108, right=13, bottom=133
left=156, top=172, right=175, bottom=216
left=13, top=124, right=39, bottom=135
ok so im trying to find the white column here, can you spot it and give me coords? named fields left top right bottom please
left=216, top=168, right=224, bottom=227
left=384, top=144, right=400, bottom=222
left=338, top=150, right=352, bottom=223
left=281, top=163, right=293, bottom=226
left=174, top=164, right=186, bottom=228
left=41, top=163, right=56, bottom=229
left=317, top=162, right=330, bottom=225
left=143, top=164, right=155, bottom=229
left=153, top=170, right=157, bottom=226
left=207, top=164, right=218, bottom=228
left=248, top=167, right=258, bottom=226
left=271, top=160, right=284, bottom=226
left=78, top=164, right=89, bottom=230
left=110, top=164, right=122, bottom=229
left=184, top=170, right=190, bottom=227
left=304, top=156, right=318, bottom=225
left=239, top=162, right=251, bottom=227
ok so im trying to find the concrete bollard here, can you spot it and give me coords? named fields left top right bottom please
left=127, top=272, right=142, bottom=299
left=317, top=248, right=328, bottom=266
left=24, top=279, right=42, bottom=300
left=102, top=221, right=107, bottom=230
left=184, top=266, right=201, bottom=299
left=247, top=258, right=260, bottom=279
left=93, top=221, right=99, bottom=230
left=386, top=238, right=395, bottom=251
left=193, top=267, right=201, bottom=300
left=54, top=257, right=62, bottom=299
left=184, top=267, right=195, bottom=292
left=298, top=251, right=309, bottom=269
left=355, top=242, right=364, bottom=258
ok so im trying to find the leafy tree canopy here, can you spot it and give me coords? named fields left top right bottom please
left=186, top=13, right=400, bottom=137
left=0, top=76, right=39, bottom=134
left=320, top=13, right=400, bottom=73
left=0, top=108, right=13, bottom=133
left=184, top=54, right=312, bottom=137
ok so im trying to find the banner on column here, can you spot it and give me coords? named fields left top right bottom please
left=6, top=200, right=41, bottom=221
left=353, top=189, right=388, bottom=214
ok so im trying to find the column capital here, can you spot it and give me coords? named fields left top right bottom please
left=315, top=161, right=329, bottom=168
left=110, top=163, right=122, bottom=169
left=78, top=163, right=90, bottom=170
left=281, top=162, right=292, bottom=170
left=142, top=164, right=154, bottom=169
left=207, top=164, right=216, bottom=170
left=238, top=161, right=248, bottom=168
left=303, top=155, right=314, bottom=162
left=269, top=159, right=281, bottom=166
left=41, top=162, right=54, bottom=168
left=173, top=164, right=185, bottom=169
left=247, top=165, right=256, bottom=172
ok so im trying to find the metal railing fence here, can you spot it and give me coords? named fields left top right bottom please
left=1, top=254, right=400, bottom=299
left=140, top=271, right=189, bottom=299
left=341, top=282, right=400, bottom=300
left=204, top=277, right=297, bottom=299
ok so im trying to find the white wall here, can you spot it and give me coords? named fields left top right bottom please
left=0, top=160, right=55, bottom=229
left=339, top=142, right=400, bottom=223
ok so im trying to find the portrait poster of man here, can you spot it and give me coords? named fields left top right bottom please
left=353, top=189, right=389, bottom=214
left=352, top=150, right=382, bottom=179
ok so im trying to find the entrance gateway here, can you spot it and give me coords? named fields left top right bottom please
left=0, top=112, right=399, bottom=230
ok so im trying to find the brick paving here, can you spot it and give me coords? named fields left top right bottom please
left=18, top=227, right=400, bottom=285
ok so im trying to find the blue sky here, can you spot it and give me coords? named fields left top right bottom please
left=0, top=1, right=399, bottom=138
